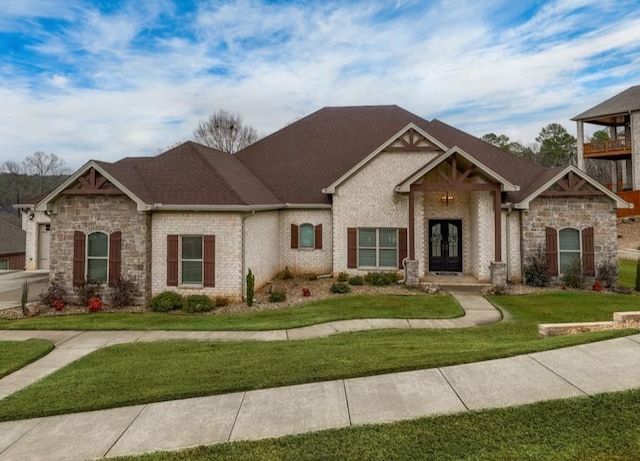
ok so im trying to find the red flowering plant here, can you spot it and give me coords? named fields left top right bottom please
left=88, top=296, right=103, bottom=312
left=52, top=298, right=65, bottom=311
left=302, top=288, right=311, bottom=297
left=592, top=280, right=603, bottom=292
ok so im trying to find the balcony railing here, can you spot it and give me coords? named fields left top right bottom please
left=584, top=139, right=631, bottom=157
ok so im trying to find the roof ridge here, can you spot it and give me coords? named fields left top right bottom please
left=189, top=143, right=249, bottom=205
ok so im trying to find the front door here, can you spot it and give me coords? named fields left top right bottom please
left=38, top=224, right=51, bottom=270
left=428, top=220, right=462, bottom=272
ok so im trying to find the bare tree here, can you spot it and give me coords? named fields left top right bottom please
left=0, top=160, right=29, bottom=205
left=192, top=110, right=258, bottom=153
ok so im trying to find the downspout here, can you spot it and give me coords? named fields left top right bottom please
left=241, top=211, right=255, bottom=300
left=506, top=202, right=512, bottom=283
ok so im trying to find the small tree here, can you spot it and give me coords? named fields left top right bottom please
left=246, top=269, right=255, bottom=307
left=192, top=110, right=258, bottom=153
left=635, top=258, right=640, bottom=292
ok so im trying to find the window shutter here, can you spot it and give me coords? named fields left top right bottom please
left=398, top=228, right=408, bottom=267
left=291, top=224, right=298, bottom=249
left=204, top=235, right=216, bottom=287
left=582, top=227, right=595, bottom=276
left=545, top=227, right=558, bottom=276
left=108, top=231, right=122, bottom=284
left=167, top=235, right=178, bottom=286
left=315, top=224, right=323, bottom=250
left=73, top=231, right=86, bottom=287
left=347, top=228, right=357, bottom=268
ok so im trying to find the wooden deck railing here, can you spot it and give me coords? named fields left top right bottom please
left=617, top=190, right=640, bottom=218
left=584, top=139, right=631, bottom=156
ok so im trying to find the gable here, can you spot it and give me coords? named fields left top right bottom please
left=383, top=127, right=442, bottom=153
left=61, top=168, right=125, bottom=196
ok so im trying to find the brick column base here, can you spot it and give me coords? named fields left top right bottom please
left=490, top=261, right=507, bottom=287
left=404, top=260, right=420, bottom=286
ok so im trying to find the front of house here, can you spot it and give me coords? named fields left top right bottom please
left=18, top=106, right=630, bottom=301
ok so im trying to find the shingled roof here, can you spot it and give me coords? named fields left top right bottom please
left=572, top=85, right=640, bottom=121
left=0, top=212, right=25, bottom=255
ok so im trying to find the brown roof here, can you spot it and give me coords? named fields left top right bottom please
left=0, top=212, right=25, bottom=255
left=236, top=105, right=431, bottom=204
left=572, top=85, right=640, bottom=121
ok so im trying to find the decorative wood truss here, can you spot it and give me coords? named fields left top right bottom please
left=384, top=128, right=438, bottom=152
left=407, top=153, right=502, bottom=262
left=62, top=168, right=124, bottom=195
left=540, top=171, right=604, bottom=197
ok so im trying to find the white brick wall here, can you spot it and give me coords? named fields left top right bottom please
left=279, top=209, right=333, bottom=275
left=504, top=210, right=522, bottom=283
left=151, top=212, right=243, bottom=301
left=245, top=211, right=280, bottom=288
left=23, top=210, right=50, bottom=270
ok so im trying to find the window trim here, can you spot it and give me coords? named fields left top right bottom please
left=558, top=227, right=582, bottom=275
left=86, top=231, right=109, bottom=284
left=180, top=235, right=204, bottom=286
left=299, top=223, right=315, bottom=249
left=357, top=227, right=398, bottom=269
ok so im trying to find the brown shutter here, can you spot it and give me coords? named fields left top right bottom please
left=167, top=235, right=178, bottom=286
left=108, top=231, right=122, bottom=284
left=315, top=224, right=323, bottom=250
left=291, top=224, right=298, bottom=249
left=398, top=228, right=408, bottom=268
left=545, top=227, right=558, bottom=276
left=73, top=231, right=86, bottom=287
left=582, top=227, right=595, bottom=276
left=204, top=235, right=216, bottom=287
left=347, top=228, right=357, bottom=269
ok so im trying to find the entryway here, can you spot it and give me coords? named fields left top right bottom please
left=428, top=219, right=462, bottom=273
left=38, top=224, right=51, bottom=270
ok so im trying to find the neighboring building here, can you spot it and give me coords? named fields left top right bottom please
left=0, top=212, right=26, bottom=270
left=20, top=106, right=630, bottom=301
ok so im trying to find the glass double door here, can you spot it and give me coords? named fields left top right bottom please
left=428, top=220, right=462, bottom=272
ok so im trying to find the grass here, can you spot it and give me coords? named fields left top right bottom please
left=0, top=295, right=462, bottom=331
left=618, top=258, right=638, bottom=289
left=0, top=291, right=638, bottom=422
left=0, top=339, right=53, bottom=378
left=112, top=389, right=640, bottom=461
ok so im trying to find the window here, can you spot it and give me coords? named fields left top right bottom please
left=558, top=228, right=581, bottom=274
left=299, top=223, right=315, bottom=248
left=358, top=228, right=397, bottom=268
left=0, top=260, right=8, bottom=270
left=87, top=232, right=108, bottom=283
left=182, top=236, right=203, bottom=284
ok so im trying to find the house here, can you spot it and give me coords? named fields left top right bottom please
left=572, top=84, right=640, bottom=216
left=18, top=106, right=630, bottom=301
left=0, top=212, right=26, bottom=270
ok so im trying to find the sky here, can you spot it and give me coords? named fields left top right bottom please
left=1, top=0, right=640, bottom=169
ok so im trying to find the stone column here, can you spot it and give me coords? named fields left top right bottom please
left=576, top=120, right=584, bottom=170
left=404, top=260, right=420, bottom=286
left=490, top=261, right=507, bottom=288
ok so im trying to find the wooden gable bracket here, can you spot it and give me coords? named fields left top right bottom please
left=62, top=167, right=125, bottom=195
left=541, top=171, right=603, bottom=197
left=385, top=128, right=436, bottom=153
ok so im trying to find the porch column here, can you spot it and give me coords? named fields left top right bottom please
left=494, top=189, right=502, bottom=262
left=409, top=186, right=415, bottom=259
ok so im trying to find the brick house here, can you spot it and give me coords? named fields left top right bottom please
left=19, top=106, right=630, bottom=301
left=0, top=212, right=26, bottom=270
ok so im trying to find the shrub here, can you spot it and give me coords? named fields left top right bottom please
left=561, top=258, right=584, bottom=289
left=523, top=248, right=551, bottom=288
left=246, top=269, right=255, bottom=307
left=109, top=277, right=138, bottom=308
left=148, top=291, right=184, bottom=312
left=183, top=295, right=215, bottom=313
left=348, top=276, right=364, bottom=286
left=302, top=288, right=311, bottom=297
left=88, top=297, right=103, bottom=312
left=21, top=281, right=29, bottom=316
left=596, top=260, right=618, bottom=288
left=276, top=266, right=293, bottom=280
left=636, top=258, right=640, bottom=292
left=304, top=273, right=318, bottom=281
left=364, top=272, right=399, bottom=286
left=40, top=272, right=67, bottom=308
left=214, top=296, right=229, bottom=307
left=269, top=291, right=287, bottom=302
left=330, top=282, right=351, bottom=294
left=52, top=299, right=65, bottom=311
left=337, top=272, right=349, bottom=282
left=76, top=280, right=101, bottom=307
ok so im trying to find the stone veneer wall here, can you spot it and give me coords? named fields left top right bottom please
left=151, top=212, right=244, bottom=301
left=23, top=210, right=50, bottom=270
left=279, top=209, right=333, bottom=275
left=245, top=211, right=280, bottom=289
left=520, top=196, right=618, bottom=278
left=332, top=151, right=438, bottom=274
left=50, top=195, right=151, bottom=299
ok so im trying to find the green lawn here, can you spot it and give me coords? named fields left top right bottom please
left=0, top=291, right=638, bottom=422
left=0, top=295, right=462, bottom=331
left=0, top=339, right=53, bottom=378
left=618, top=258, right=638, bottom=288
left=113, top=389, right=640, bottom=461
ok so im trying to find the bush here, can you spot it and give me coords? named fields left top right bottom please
left=246, top=269, right=255, bottom=307
left=76, top=281, right=101, bottom=307
left=183, top=295, right=214, bottom=313
left=364, top=272, right=399, bottom=286
left=88, top=297, right=103, bottom=312
left=215, top=296, right=229, bottom=307
left=21, top=281, right=29, bottom=316
left=348, top=276, right=364, bottom=286
left=523, top=248, right=551, bottom=288
left=40, top=272, right=67, bottom=308
left=337, top=272, right=349, bottom=282
left=269, top=291, right=287, bottom=302
left=330, top=282, right=351, bottom=294
left=109, top=277, right=138, bottom=308
left=596, top=260, right=618, bottom=288
left=148, top=291, right=184, bottom=312
left=276, top=266, right=293, bottom=280
left=304, top=273, right=318, bottom=281
left=561, top=258, right=584, bottom=289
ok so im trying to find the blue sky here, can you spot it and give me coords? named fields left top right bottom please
left=2, top=0, right=640, bottom=168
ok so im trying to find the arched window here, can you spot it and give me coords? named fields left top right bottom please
left=558, top=228, right=581, bottom=274
left=87, top=232, right=109, bottom=283
left=299, top=223, right=315, bottom=248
